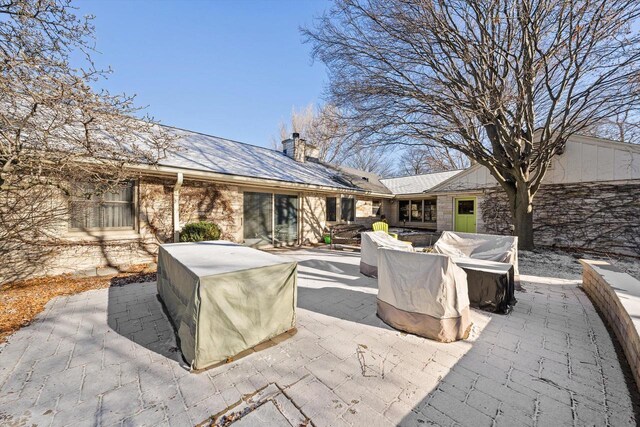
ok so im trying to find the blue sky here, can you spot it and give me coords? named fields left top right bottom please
left=76, top=0, right=331, bottom=148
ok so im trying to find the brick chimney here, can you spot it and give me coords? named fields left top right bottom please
left=282, top=133, right=319, bottom=163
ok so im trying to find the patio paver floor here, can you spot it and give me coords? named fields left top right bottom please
left=0, top=248, right=637, bottom=426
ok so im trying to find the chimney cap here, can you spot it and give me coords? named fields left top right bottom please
left=292, top=132, right=300, bottom=139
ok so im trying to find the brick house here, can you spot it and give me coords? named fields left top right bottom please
left=34, top=129, right=393, bottom=279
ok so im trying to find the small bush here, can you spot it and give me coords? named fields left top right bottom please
left=179, top=221, right=221, bottom=242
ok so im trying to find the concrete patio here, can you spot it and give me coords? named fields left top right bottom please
left=0, top=248, right=638, bottom=426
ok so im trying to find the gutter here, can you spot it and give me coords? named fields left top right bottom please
left=173, top=172, right=183, bottom=242
left=126, top=163, right=394, bottom=198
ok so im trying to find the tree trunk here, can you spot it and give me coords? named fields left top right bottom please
left=512, top=189, right=534, bottom=250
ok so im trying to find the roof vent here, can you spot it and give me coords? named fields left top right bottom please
left=362, top=176, right=369, bottom=182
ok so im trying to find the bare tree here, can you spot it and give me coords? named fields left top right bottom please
left=397, top=145, right=468, bottom=175
left=583, top=111, right=640, bottom=144
left=345, top=146, right=396, bottom=177
left=0, top=0, right=173, bottom=281
left=274, top=103, right=352, bottom=164
left=305, top=0, right=640, bottom=249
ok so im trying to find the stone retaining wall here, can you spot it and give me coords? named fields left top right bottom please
left=580, top=259, right=640, bottom=393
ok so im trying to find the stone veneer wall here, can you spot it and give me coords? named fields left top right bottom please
left=301, top=193, right=327, bottom=244
left=3, top=177, right=240, bottom=282
left=580, top=260, right=640, bottom=393
left=481, top=182, right=640, bottom=256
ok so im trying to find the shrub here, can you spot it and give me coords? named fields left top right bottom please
left=179, top=221, right=221, bottom=242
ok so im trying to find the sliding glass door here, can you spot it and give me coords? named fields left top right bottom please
left=243, top=192, right=273, bottom=246
left=275, top=194, right=298, bottom=246
left=243, top=192, right=298, bottom=247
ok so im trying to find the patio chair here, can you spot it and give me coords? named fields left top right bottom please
left=433, top=231, right=519, bottom=275
left=376, top=248, right=471, bottom=342
left=360, top=231, right=414, bottom=277
left=372, top=221, right=398, bottom=239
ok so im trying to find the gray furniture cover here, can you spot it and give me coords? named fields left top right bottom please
left=377, top=248, right=471, bottom=342
left=433, top=231, right=519, bottom=275
left=452, top=257, right=516, bottom=314
left=157, top=241, right=297, bottom=370
left=360, top=231, right=413, bottom=277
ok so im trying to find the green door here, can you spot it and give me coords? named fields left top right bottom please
left=454, top=198, right=476, bottom=233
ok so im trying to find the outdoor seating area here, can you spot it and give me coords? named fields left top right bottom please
left=0, top=247, right=638, bottom=426
left=3, top=1, right=640, bottom=426
left=361, top=230, right=518, bottom=323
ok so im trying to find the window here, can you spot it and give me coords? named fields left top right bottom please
left=410, top=201, right=423, bottom=221
left=399, top=199, right=437, bottom=222
left=326, top=197, right=337, bottom=222
left=341, top=197, right=355, bottom=222
left=458, top=200, right=475, bottom=215
left=372, top=199, right=381, bottom=216
left=69, top=181, right=135, bottom=230
left=424, top=200, right=437, bottom=221
left=275, top=194, right=298, bottom=244
left=398, top=200, right=410, bottom=221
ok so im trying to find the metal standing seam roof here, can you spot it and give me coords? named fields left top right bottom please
left=157, top=127, right=368, bottom=191
left=380, top=170, right=463, bottom=195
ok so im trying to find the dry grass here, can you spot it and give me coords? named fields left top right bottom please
left=0, top=266, right=156, bottom=344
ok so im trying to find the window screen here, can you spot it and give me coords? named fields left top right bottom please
left=341, top=198, right=355, bottom=222
left=458, top=200, right=475, bottom=215
left=398, top=200, right=410, bottom=221
left=410, top=201, right=423, bottom=221
left=326, top=197, right=337, bottom=222
left=424, top=200, right=437, bottom=221
left=69, top=181, right=135, bottom=229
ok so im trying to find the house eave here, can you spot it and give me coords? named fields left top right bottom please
left=126, top=163, right=393, bottom=197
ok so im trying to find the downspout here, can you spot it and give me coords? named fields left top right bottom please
left=173, top=172, right=184, bottom=242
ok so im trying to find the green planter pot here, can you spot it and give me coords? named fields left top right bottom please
left=323, top=235, right=331, bottom=244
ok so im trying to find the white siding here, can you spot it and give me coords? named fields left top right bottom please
left=435, top=135, right=640, bottom=192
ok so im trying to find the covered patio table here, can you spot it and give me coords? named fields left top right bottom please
left=451, top=257, right=516, bottom=314
left=157, top=241, right=297, bottom=370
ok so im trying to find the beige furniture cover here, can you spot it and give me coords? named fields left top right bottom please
left=157, top=241, right=297, bottom=370
left=376, top=248, right=471, bottom=342
left=360, top=231, right=413, bottom=277
left=433, top=231, right=519, bottom=275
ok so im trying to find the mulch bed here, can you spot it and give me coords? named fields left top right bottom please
left=0, top=266, right=157, bottom=344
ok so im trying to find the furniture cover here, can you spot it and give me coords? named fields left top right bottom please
left=360, top=231, right=413, bottom=277
left=157, top=241, right=297, bottom=370
left=433, top=231, right=519, bottom=275
left=376, top=248, right=471, bottom=342
left=452, top=257, right=516, bottom=314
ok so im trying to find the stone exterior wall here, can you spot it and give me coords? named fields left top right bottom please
left=580, top=260, right=640, bottom=393
left=2, top=176, right=240, bottom=282
left=481, top=182, right=640, bottom=256
left=177, top=180, right=242, bottom=241
left=301, top=193, right=327, bottom=244
left=137, top=177, right=241, bottom=245
left=2, top=175, right=395, bottom=283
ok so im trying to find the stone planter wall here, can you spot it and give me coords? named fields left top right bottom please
left=580, top=259, right=640, bottom=393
